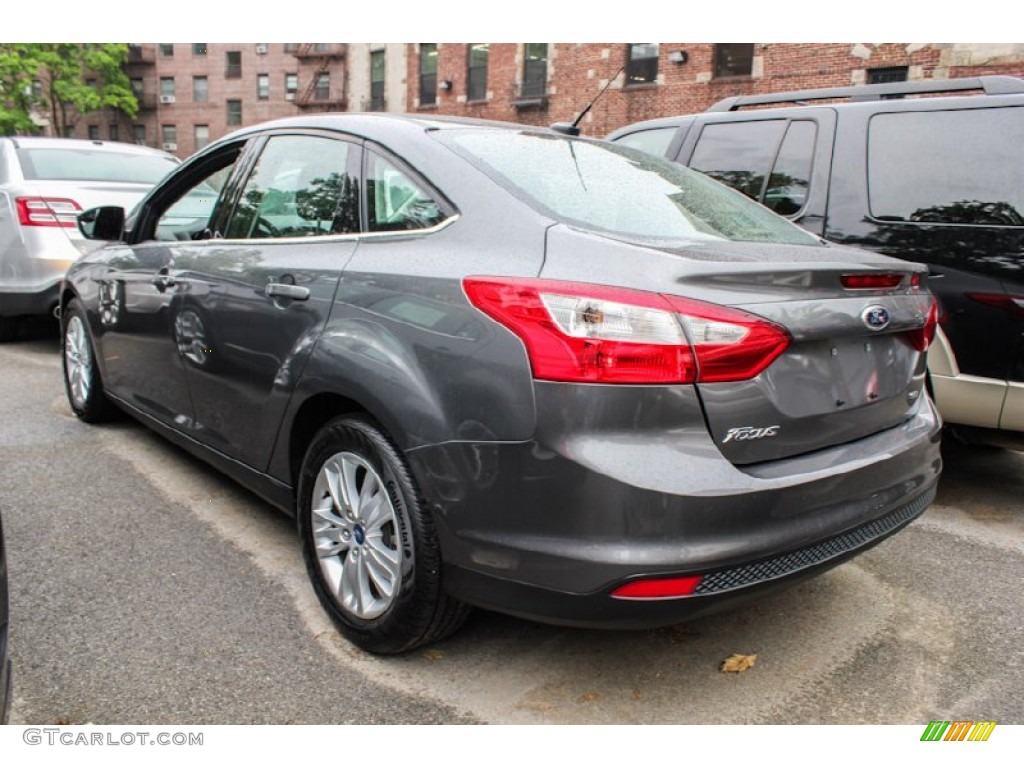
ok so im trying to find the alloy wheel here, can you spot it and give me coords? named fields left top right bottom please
left=310, top=451, right=403, bottom=620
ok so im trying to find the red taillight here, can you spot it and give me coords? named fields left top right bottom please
left=463, top=277, right=790, bottom=385
left=16, top=196, right=82, bottom=228
left=907, top=298, right=939, bottom=352
left=967, top=292, right=1024, bottom=320
left=611, top=576, right=703, bottom=600
left=841, top=272, right=907, bottom=290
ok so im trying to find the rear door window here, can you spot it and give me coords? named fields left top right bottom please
left=764, top=120, right=817, bottom=216
left=689, top=119, right=817, bottom=216
left=689, top=120, right=787, bottom=200
left=867, top=107, right=1024, bottom=226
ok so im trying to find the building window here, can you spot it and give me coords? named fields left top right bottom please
left=133, top=124, right=146, bottom=145
left=285, top=73, right=298, bottom=100
left=313, top=43, right=330, bottom=53
left=193, top=76, right=208, bottom=103
left=85, top=77, right=97, bottom=90
left=194, top=125, right=210, bottom=151
left=88, top=125, right=100, bottom=140
left=283, top=43, right=299, bottom=53
left=226, top=99, right=242, bottom=126
left=626, top=44, right=659, bottom=85
left=193, top=43, right=207, bottom=56
left=419, top=44, right=437, bottom=106
left=370, top=50, right=386, bottom=110
left=467, top=43, right=488, bottom=101
left=257, top=74, right=270, bottom=101
left=159, top=44, right=174, bottom=57
left=160, top=77, right=175, bottom=98
left=314, top=73, right=330, bottom=101
left=62, top=125, right=74, bottom=138
left=714, top=44, right=755, bottom=78
left=161, top=125, right=177, bottom=147
left=226, top=51, right=242, bottom=79
left=522, top=43, right=548, bottom=98
left=130, top=78, right=144, bottom=97
left=109, top=124, right=119, bottom=142
left=868, top=66, right=909, bottom=84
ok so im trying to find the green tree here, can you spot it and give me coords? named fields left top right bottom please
left=0, top=43, right=138, bottom=136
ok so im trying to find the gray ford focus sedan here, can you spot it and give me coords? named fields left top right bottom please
left=61, top=114, right=941, bottom=654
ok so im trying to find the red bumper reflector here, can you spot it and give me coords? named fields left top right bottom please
left=611, top=575, right=703, bottom=600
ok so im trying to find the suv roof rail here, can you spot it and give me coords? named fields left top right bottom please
left=707, top=76, right=1024, bottom=112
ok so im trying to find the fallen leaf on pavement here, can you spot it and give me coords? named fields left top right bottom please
left=720, top=653, right=757, bottom=673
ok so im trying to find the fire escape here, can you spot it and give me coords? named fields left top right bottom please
left=293, top=44, right=347, bottom=110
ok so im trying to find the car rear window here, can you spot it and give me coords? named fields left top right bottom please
left=440, top=129, right=819, bottom=247
left=867, top=107, right=1024, bottom=226
left=16, top=148, right=178, bottom=184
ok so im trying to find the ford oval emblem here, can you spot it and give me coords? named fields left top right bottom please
left=862, top=305, right=891, bottom=331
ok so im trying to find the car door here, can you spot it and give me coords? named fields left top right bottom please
left=674, top=109, right=837, bottom=237
left=89, top=141, right=251, bottom=428
left=171, top=130, right=361, bottom=470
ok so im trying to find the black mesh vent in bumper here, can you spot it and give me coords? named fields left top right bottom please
left=693, top=486, right=935, bottom=595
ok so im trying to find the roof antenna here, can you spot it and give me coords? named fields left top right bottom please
left=550, top=64, right=625, bottom=136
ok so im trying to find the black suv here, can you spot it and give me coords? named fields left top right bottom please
left=609, top=76, right=1024, bottom=446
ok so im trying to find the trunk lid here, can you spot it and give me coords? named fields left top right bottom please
left=540, top=227, right=935, bottom=464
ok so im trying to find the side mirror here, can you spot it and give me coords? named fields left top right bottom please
left=78, top=206, right=126, bottom=241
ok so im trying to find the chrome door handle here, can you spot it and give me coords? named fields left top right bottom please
left=265, top=283, right=310, bottom=301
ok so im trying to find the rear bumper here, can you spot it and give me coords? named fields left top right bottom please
left=442, top=483, right=935, bottom=628
left=0, top=282, right=61, bottom=318
left=407, top=385, right=942, bottom=628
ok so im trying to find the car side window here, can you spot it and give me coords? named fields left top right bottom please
left=610, top=127, right=677, bottom=157
left=154, top=156, right=240, bottom=242
left=689, top=120, right=787, bottom=201
left=366, top=152, right=446, bottom=232
left=867, top=107, right=1024, bottom=226
left=224, top=134, right=357, bottom=239
left=764, top=120, right=816, bottom=216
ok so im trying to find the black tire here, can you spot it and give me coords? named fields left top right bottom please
left=0, top=316, right=19, bottom=343
left=297, top=415, right=469, bottom=654
left=62, top=299, right=117, bottom=423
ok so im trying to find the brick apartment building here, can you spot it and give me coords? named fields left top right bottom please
left=59, top=43, right=1024, bottom=156
left=106, top=43, right=349, bottom=157
left=405, top=43, right=1024, bottom=137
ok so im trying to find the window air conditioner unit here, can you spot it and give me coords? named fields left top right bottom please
left=256, top=45, right=268, bottom=54
left=160, top=95, right=176, bottom=104
left=163, top=142, right=178, bottom=151
left=285, top=92, right=296, bottom=101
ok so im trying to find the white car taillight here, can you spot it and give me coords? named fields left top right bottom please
left=16, top=197, right=82, bottom=228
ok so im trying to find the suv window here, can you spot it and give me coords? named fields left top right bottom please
left=868, top=107, right=1024, bottom=226
left=226, top=135, right=357, bottom=239
left=690, top=119, right=816, bottom=216
left=765, top=120, right=817, bottom=216
left=689, top=120, right=786, bottom=200
left=611, top=127, right=676, bottom=156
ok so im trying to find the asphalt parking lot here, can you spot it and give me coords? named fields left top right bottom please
left=1, top=326, right=1022, bottom=725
